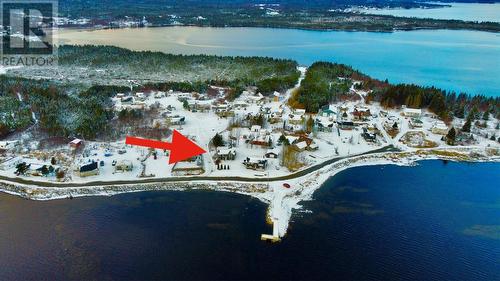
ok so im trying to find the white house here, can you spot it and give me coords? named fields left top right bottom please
left=403, top=108, right=422, bottom=118
left=431, top=121, right=449, bottom=135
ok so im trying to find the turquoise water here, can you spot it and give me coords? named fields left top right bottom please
left=1, top=160, right=499, bottom=280
left=361, top=3, right=500, bottom=23
left=57, top=27, right=500, bottom=97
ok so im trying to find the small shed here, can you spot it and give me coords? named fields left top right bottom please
left=69, top=139, right=83, bottom=149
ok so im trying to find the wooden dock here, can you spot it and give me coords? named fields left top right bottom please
left=261, top=218, right=281, bottom=243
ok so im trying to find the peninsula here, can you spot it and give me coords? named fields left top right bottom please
left=1, top=46, right=499, bottom=240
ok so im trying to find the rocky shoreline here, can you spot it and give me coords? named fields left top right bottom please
left=1, top=148, right=499, bottom=239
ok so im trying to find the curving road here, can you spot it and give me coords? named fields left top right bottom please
left=0, top=145, right=398, bottom=188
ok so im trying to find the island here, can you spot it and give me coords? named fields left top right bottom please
left=1, top=46, right=499, bottom=241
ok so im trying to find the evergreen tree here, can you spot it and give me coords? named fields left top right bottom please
left=482, top=111, right=490, bottom=121
left=462, top=118, right=472, bottom=133
left=453, top=104, right=465, bottom=119
left=212, top=133, right=224, bottom=147
left=278, top=134, right=290, bottom=146
left=446, top=127, right=456, bottom=145
left=15, top=162, right=29, bottom=175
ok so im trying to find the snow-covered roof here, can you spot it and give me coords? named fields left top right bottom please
left=70, top=139, right=82, bottom=145
left=266, top=147, right=280, bottom=155
left=432, top=121, right=448, bottom=130
left=251, top=125, right=262, bottom=131
left=404, top=108, right=422, bottom=114
left=285, top=136, right=299, bottom=144
left=294, top=141, right=308, bottom=150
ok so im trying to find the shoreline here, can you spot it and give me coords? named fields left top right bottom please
left=2, top=148, right=499, bottom=239
left=54, top=23, right=500, bottom=36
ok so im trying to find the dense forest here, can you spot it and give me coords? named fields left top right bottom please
left=7, top=45, right=300, bottom=95
left=0, top=76, right=124, bottom=139
left=292, top=62, right=500, bottom=122
left=291, top=62, right=386, bottom=112
left=0, top=45, right=300, bottom=139
left=370, top=85, right=500, bottom=122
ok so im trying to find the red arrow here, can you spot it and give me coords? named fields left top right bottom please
left=125, top=130, right=206, bottom=164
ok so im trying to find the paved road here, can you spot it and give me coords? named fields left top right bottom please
left=0, top=145, right=398, bottom=188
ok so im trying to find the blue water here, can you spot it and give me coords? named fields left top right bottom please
left=58, top=27, right=500, bottom=97
left=1, top=160, right=499, bottom=280
left=361, top=3, right=500, bottom=23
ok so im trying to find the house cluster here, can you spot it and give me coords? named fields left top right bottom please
left=316, top=104, right=376, bottom=131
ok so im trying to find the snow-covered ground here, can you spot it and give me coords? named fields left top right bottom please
left=1, top=66, right=499, bottom=240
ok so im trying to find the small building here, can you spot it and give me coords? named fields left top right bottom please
left=409, top=118, right=424, bottom=128
left=167, top=115, right=186, bottom=125
left=187, top=100, right=212, bottom=112
left=265, top=148, right=280, bottom=159
left=352, top=107, right=371, bottom=121
left=403, top=108, right=422, bottom=118
left=243, top=157, right=267, bottom=170
left=115, top=160, right=133, bottom=172
left=431, top=121, right=449, bottom=135
left=77, top=161, right=99, bottom=177
left=69, top=139, right=83, bottom=149
left=216, top=148, right=236, bottom=161
left=214, top=104, right=234, bottom=118
left=315, top=117, right=335, bottom=132
left=250, top=135, right=271, bottom=147
left=293, top=141, right=308, bottom=152
left=319, top=105, right=336, bottom=117
left=362, top=128, right=377, bottom=142
left=338, top=121, right=355, bottom=130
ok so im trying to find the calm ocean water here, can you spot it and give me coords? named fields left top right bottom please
left=1, top=160, right=499, bottom=280
left=56, top=27, right=500, bottom=97
left=361, top=3, right=500, bottom=23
